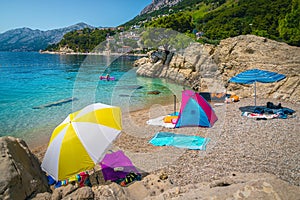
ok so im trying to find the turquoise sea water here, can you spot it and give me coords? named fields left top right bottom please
left=0, top=52, right=183, bottom=146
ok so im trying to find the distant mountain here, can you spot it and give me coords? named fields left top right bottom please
left=0, top=23, right=95, bottom=52
left=140, top=0, right=182, bottom=15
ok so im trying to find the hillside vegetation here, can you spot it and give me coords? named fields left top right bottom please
left=46, top=0, right=300, bottom=52
left=44, top=28, right=115, bottom=52
left=140, top=0, right=299, bottom=46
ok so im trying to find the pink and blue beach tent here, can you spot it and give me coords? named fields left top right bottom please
left=175, top=90, right=218, bottom=128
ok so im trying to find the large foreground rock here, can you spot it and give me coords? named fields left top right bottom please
left=0, top=136, right=49, bottom=200
left=135, top=35, right=300, bottom=102
left=148, top=173, right=300, bottom=200
left=33, top=173, right=300, bottom=200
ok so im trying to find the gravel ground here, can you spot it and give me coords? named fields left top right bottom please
left=32, top=97, right=299, bottom=187
left=113, top=97, right=299, bottom=187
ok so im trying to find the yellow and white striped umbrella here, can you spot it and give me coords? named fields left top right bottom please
left=41, top=103, right=122, bottom=181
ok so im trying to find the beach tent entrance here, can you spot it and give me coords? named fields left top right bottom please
left=175, top=90, right=218, bottom=128
left=100, top=150, right=140, bottom=182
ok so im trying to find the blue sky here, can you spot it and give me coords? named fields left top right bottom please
left=0, top=0, right=152, bottom=33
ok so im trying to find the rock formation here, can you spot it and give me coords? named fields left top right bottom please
left=0, top=136, right=50, bottom=200
left=135, top=35, right=300, bottom=103
left=140, top=0, right=182, bottom=15
left=32, top=173, right=300, bottom=200
left=150, top=173, right=300, bottom=200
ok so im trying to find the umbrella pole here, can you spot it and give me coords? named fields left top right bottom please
left=174, top=95, right=176, bottom=114
left=254, top=81, right=257, bottom=106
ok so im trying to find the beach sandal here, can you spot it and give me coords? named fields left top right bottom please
left=120, top=172, right=141, bottom=187
left=114, top=167, right=124, bottom=172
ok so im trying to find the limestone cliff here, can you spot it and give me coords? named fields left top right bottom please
left=135, top=35, right=300, bottom=102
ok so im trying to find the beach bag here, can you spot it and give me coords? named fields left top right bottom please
left=230, top=95, right=239, bottom=102
left=163, top=116, right=178, bottom=123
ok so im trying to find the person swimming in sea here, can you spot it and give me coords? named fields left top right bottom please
left=106, top=74, right=110, bottom=81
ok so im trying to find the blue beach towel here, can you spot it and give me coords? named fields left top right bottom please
left=149, top=132, right=210, bottom=150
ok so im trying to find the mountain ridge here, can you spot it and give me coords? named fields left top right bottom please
left=0, top=22, right=95, bottom=52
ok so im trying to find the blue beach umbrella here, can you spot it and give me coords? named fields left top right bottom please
left=228, top=69, right=286, bottom=106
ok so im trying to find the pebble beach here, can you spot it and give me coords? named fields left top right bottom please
left=32, top=97, right=300, bottom=188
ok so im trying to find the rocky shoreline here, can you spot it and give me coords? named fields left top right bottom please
left=134, top=35, right=300, bottom=103
left=39, top=49, right=147, bottom=57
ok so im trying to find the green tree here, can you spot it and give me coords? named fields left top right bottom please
left=44, top=28, right=116, bottom=52
left=140, top=28, right=192, bottom=52
left=145, top=12, right=195, bottom=33
left=278, top=0, right=300, bottom=45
